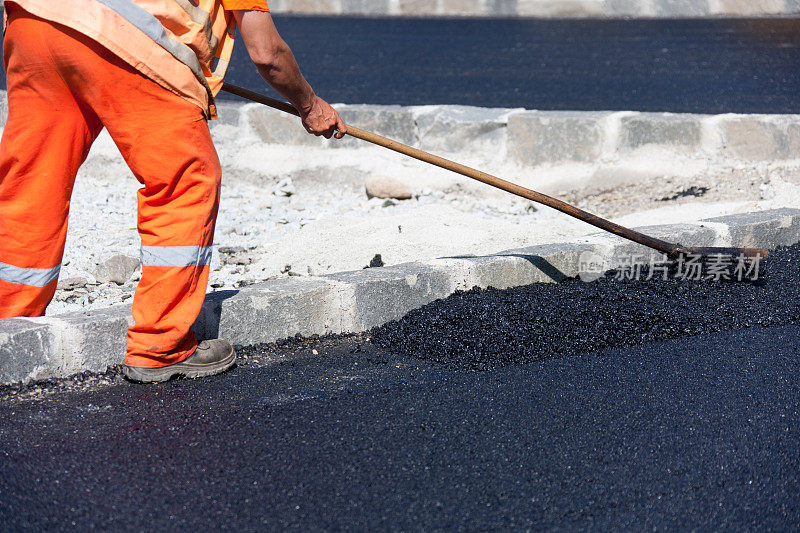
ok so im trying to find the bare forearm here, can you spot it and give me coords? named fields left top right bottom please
left=233, top=10, right=313, bottom=112
left=233, top=10, right=345, bottom=139
left=252, top=40, right=316, bottom=114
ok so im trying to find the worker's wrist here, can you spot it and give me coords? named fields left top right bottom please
left=296, top=90, right=316, bottom=116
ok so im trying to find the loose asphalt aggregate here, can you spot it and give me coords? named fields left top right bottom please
left=1, top=245, right=799, bottom=530
left=372, top=244, right=800, bottom=369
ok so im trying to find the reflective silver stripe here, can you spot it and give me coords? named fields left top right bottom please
left=0, top=262, right=60, bottom=288
left=174, top=0, right=219, bottom=52
left=210, top=57, right=228, bottom=77
left=141, top=246, right=212, bottom=268
left=96, top=0, right=209, bottom=89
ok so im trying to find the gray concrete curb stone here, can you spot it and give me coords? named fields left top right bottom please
left=618, top=113, right=703, bottom=153
left=706, top=208, right=800, bottom=249
left=324, top=262, right=454, bottom=330
left=0, top=319, right=58, bottom=385
left=4, top=93, right=800, bottom=167
left=415, top=106, right=515, bottom=155
left=55, top=307, right=135, bottom=376
left=194, top=277, right=339, bottom=346
left=599, top=223, right=722, bottom=258
left=507, top=111, right=612, bottom=166
left=2, top=208, right=799, bottom=385
left=334, top=105, right=419, bottom=148
left=717, top=115, right=800, bottom=161
left=2, top=1, right=800, bottom=24
left=264, top=0, right=800, bottom=17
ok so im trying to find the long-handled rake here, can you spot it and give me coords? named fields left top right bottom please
left=222, top=83, right=768, bottom=276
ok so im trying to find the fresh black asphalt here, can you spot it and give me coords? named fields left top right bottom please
left=219, top=17, right=800, bottom=114
left=2, top=17, right=800, bottom=113
left=374, top=244, right=800, bottom=369
left=2, top=247, right=799, bottom=530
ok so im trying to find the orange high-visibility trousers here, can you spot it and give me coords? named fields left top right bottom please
left=0, top=7, right=222, bottom=368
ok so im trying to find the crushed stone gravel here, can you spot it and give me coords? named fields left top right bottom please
left=42, top=121, right=800, bottom=315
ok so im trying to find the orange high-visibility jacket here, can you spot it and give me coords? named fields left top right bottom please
left=4, top=0, right=270, bottom=119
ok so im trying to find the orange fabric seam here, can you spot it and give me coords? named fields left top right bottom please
left=221, top=1, right=270, bottom=11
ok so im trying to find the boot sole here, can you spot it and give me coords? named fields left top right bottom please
left=123, top=345, right=236, bottom=384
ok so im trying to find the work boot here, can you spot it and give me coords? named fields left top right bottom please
left=123, top=339, right=236, bottom=383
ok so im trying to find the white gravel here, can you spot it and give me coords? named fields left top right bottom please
left=36, top=119, right=800, bottom=316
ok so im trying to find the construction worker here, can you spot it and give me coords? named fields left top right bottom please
left=0, top=1, right=346, bottom=382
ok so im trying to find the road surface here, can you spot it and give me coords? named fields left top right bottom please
left=1, top=17, right=800, bottom=113
left=2, top=245, right=798, bottom=530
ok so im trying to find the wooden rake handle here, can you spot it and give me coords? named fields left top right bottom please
left=221, top=83, right=766, bottom=260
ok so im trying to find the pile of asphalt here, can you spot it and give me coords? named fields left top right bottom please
left=372, top=244, right=800, bottom=369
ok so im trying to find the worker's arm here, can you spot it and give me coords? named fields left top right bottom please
left=232, top=10, right=346, bottom=139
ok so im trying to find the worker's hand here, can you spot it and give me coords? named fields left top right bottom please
left=300, top=96, right=347, bottom=139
